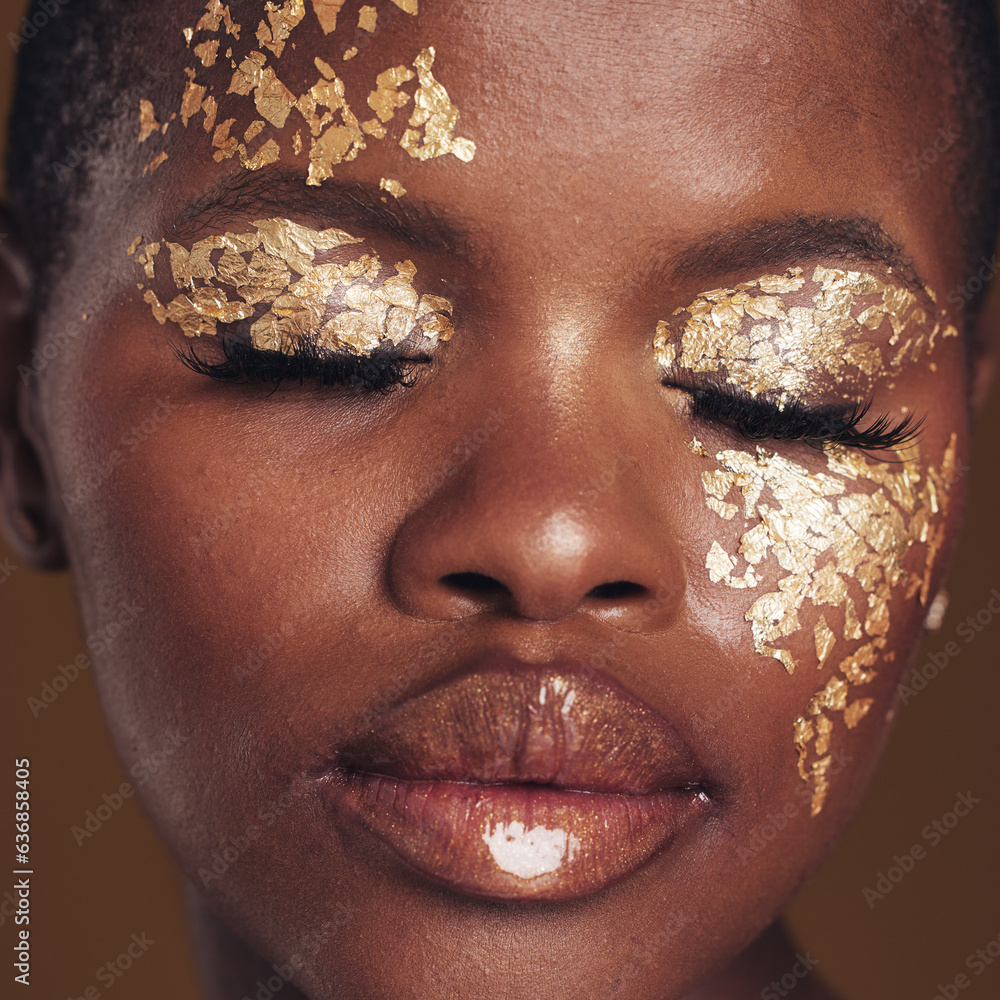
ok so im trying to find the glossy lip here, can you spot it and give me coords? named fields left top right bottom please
left=317, top=655, right=713, bottom=901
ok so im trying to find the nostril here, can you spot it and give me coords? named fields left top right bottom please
left=441, top=571, right=509, bottom=596
left=587, top=580, right=645, bottom=601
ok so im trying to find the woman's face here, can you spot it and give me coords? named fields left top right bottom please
left=12, top=1, right=989, bottom=997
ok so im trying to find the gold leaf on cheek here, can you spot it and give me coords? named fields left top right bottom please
left=143, top=290, right=167, bottom=324
left=688, top=431, right=958, bottom=817
left=814, top=615, right=836, bottom=667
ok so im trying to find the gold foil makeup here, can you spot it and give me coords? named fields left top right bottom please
left=663, top=267, right=959, bottom=815
left=136, top=0, right=476, bottom=185
left=655, top=266, right=957, bottom=403
left=131, top=218, right=455, bottom=356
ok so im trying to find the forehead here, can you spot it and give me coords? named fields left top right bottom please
left=112, top=0, right=955, bottom=291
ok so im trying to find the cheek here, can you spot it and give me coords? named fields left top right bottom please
left=45, top=369, right=401, bottom=828
left=689, top=427, right=964, bottom=816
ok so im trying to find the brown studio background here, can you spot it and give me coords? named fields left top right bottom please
left=0, top=2, right=998, bottom=998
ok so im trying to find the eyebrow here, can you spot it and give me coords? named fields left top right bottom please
left=166, top=168, right=475, bottom=260
left=168, top=171, right=926, bottom=295
left=661, top=214, right=927, bottom=292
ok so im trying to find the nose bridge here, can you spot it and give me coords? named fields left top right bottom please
left=386, top=368, right=687, bottom=630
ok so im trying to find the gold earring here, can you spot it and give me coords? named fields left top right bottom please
left=923, top=589, right=949, bottom=633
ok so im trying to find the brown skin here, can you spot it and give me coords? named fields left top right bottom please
left=0, top=2, right=995, bottom=998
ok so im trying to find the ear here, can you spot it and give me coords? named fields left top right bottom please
left=0, top=207, right=68, bottom=570
left=969, top=284, right=998, bottom=417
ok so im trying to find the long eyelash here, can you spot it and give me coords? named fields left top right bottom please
left=682, top=384, right=923, bottom=451
left=174, top=337, right=425, bottom=394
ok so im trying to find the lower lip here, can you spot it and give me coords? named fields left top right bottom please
left=326, top=772, right=707, bottom=901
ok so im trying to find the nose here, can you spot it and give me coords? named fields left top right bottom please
left=386, top=404, right=686, bottom=633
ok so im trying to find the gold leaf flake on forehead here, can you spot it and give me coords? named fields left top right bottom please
left=400, top=47, right=476, bottom=163
left=131, top=219, right=456, bottom=354
left=256, top=0, right=306, bottom=58
left=380, top=177, right=406, bottom=199
left=143, top=151, right=168, bottom=175
left=137, top=1, right=473, bottom=186
left=390, top=0, right=418, bottom=13
left=367, top=65, right=416, bottom=124
left=180, top=72, right=208, bottom=127
left=138, top=100, right=161, bottom=143
left=312, top=0, right=347, bottom=34
left=195, top=38, right=220, bottom=68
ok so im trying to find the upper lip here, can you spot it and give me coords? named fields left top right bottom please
left=331, top=653, right=708, bottom=796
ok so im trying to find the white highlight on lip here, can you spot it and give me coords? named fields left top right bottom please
left=482, top=821, right=580, bottom=879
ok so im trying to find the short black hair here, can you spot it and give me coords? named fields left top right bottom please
left=5, top=0, right=1000, bottom=321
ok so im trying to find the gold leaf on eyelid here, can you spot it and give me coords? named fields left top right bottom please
left=228, top=51, right=266, bottom=97
left=358, top=5, right=377, bottom=31
left=314, top=57, right=337, bottom=81
left=368, top=65, right=416, bottom=123
left=390, top=0, right=418, bottom=11
left=244, top=120, right=266, bottom=143
left=196, top=0, right=224, bottom=32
